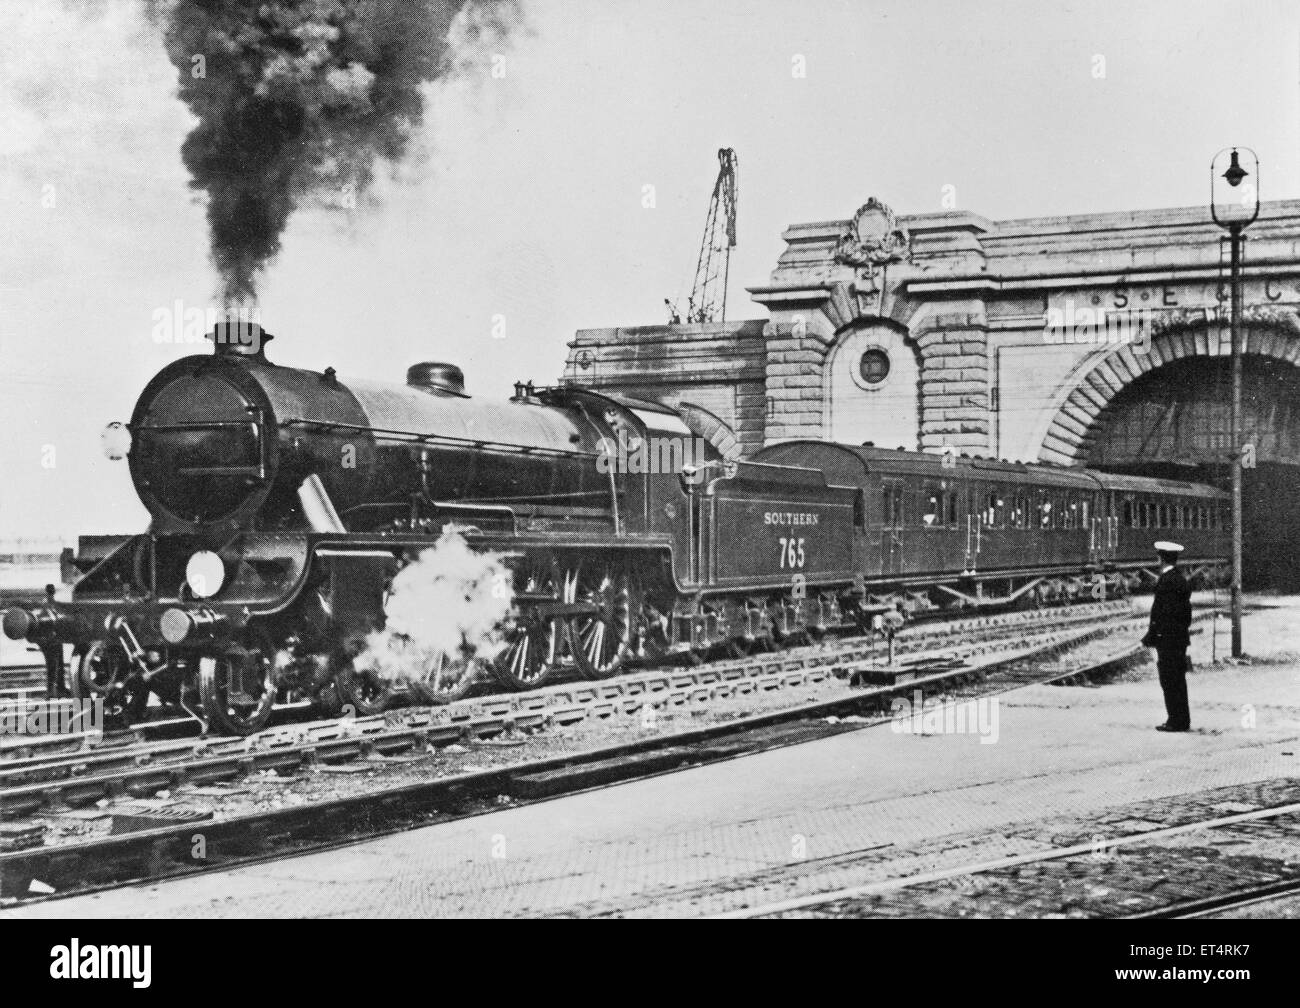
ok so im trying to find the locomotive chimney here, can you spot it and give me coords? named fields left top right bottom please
left=406, top=362, right=469, bottom=398
left=206, top=320, right=272, bottom=360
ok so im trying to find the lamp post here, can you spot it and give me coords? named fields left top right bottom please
left=1210, top=147, right=1260, bottom=659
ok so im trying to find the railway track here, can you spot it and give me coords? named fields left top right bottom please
left=0, top=665, right=43, bottom=698
left=0, top=599, right=1157, bottom=902
left=717, top=796, right=1300, bottom=919
left=0, top=599, right=1132, bottom=764
left=1140, top=877, right=1300, bottom=919
left=0, top=607, right=1129, bottom=816
left=0, top=600, right=1131, bottom=777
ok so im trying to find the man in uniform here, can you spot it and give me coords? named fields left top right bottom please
left=1141, top=541, right=1193, bottom=732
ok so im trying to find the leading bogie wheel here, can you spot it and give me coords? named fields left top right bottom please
left=74, top=640, right=133, bottom=724
left=334, top=660, right=393, bottom=718
left=199, top=625, right=282, bottom=736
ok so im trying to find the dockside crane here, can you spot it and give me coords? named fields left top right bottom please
left=666, top=148, right=738, bottom=325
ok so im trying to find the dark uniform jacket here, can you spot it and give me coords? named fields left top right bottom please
left=1142, top=566, right=1192, bottom=651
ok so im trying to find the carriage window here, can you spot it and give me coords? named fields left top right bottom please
left=1171, top=504, right=1181, bottom=529
left=1081, top=499, right=1090, bottom=527
left=1064, top=498, right=1078, bottom=530
left=947, top=492, right=959, bottom=527
left=1210, top=505, right=1220, bottom=530
left=983, top=492, right=1006, bottom=529
left=923, top=486, right=942, bottom=528
left=1040, top=496, right=1053, bottom=529
left=1123, top=501, right=1133, bottom=527
left=1011, top=495, right=1029, bottom=530
left=881, top=485, right=906, bottom=527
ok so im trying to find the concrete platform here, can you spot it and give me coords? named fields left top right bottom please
left=6, top=596, right=1299, bottom=918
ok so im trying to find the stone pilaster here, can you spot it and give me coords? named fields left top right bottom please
left=762, top=319, right=829, bottom=442
left=915, top=308, right=991, bottom=452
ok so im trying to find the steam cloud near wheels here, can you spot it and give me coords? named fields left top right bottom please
left=355, top=529, right=515, bottom=689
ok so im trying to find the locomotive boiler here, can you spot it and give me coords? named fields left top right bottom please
left=3, top=323, right=1230, bottom=736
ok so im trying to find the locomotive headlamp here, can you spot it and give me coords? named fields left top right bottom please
left=186, top=550, right=225, bottom=599
left=101, top=421, right=132, bottom=461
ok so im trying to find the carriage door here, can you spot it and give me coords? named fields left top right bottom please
left=1106, top=492, right=1119, bottom=560
left=964, top=487, right=980, bottom=573
left=883, top=479, right=904, bottom=575
left=1088, top=492, right=1102, bottom=565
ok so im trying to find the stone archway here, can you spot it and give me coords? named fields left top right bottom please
left=1040, top=319, right=1300, bottom=589
left=1086, top=356, right=1300, bottom=469
left=1037, top=320, right=1300, bottom=465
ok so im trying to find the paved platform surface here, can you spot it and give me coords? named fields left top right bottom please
left=6, top=596, right=1299, bottom=918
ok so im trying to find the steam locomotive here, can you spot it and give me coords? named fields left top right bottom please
left=2, top=325, right=1229, bottom=735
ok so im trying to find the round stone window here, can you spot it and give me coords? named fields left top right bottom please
left=858, top=347, right=891, bottom=386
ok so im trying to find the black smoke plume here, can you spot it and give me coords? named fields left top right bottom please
left=153, top=0, right=518, bottom=304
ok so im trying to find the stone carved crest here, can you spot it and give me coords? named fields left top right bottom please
left=834, top=198, right=911, bottom=267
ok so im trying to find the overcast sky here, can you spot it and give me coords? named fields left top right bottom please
left=2, top=0, right=1298, bottom=541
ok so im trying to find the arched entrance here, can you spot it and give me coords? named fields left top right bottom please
left=1039, top=322, right=1300, bottom=466
left=1046, top=325, right=1300, bottom=588
left=1086, top=355, right=1300, bottom=469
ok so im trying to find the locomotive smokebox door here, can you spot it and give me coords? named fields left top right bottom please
left=317, top=549, right=398, bottom=639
